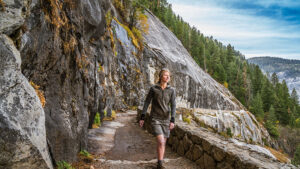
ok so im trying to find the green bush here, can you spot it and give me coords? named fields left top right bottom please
left=226, top=128, right=233, bottom=137
left=93, top=112, right=101, bottom=126
left=295, top=118, right=300, bottom=128
left=292, top=144, right=300, bottom=166
left=266, top=121, right=279, bottom=138
left=56, top=161, right=74, bottom=169
left=183, top=117, right=191, bottom=124
left=79, top=149, right=92, bottom=158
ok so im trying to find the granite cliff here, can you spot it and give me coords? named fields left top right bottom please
left=0, top=0, right=290, bottom=168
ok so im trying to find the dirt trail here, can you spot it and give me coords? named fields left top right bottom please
left=87, top=110, right=199, bottom=169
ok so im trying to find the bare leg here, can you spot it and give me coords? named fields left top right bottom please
left=156, top=135, right=166, bottom=160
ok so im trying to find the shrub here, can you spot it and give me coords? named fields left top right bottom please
left=79, top=150, right=92, bottom=158
left=56, top=161, right=74, bottom=169
left=105, top=10, right=112, bottom=27
left=138, top=13, right=149, bottom=34
left=112, top=110, right=116, bottom=119
left=292, top=144, right=300, bottom=166
left=104, top=110, right=107, bottom=117
left=93, top=112, right=101, bottom=127
left=266, top=121, right=279, bottom=138
left=226, top=128, right=233, bottom=137
left=183, top=117, right=191, bottom=124
left=223, top=81, right=228, bottom=88
left=295, top=118, right=300, bottom=128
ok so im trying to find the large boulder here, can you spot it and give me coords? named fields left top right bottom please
left=0, top=34, right=53, bottom=169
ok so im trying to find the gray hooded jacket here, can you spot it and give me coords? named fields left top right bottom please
left=141, top=83, right=176, bottom=123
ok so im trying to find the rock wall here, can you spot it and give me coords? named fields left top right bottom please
left=18, top=0, right=145, bottom=163
left=137, top=110, right=297, bottom=169
left=0, top=0, right=52, bottom=168
left=0, top=34, right=53, bottom=168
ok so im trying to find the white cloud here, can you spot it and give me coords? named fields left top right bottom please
left=169, top=2, right=300, bottom=60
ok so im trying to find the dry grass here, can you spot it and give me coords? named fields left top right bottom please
left=63, top=35, right=77, bottom=54
left=265, top=146, right=290, bottom=163
left=130, top=106, right=138, bottom=110
left=103, top=110, right=117, bottom=121
left=30, top=81, right=46, bottom=107
left=105, top=11, right=112, bottom=27
left=42, top=0, right=78, bottom=55
left=0, top=0, right=5, bottom=11
left=72, top=152, right=105, bottom=169
left=42, top=0, right=68, bottom=37
left=108, top=27, right=117, bottom=56
left=138, top=13, right=149, bottom=34
left=92, top=124, right=100, bottom=129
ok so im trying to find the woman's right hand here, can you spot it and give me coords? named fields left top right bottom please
left=139, top=120, right=144, bottom=128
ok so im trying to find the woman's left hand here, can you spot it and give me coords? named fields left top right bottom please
left=169, top=122, right=175, bottom=130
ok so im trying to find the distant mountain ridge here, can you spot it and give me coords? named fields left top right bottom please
left=247, top=56, right=300, bottom=99
left=247, top=56, right=300, bottom=76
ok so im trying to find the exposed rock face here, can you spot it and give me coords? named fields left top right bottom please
left=0, top=0, right=33, bottom=35
left=193, top=108, right=270, bottom=144
left=0, top=34, right=53, bottom=169
left=19, top=0, right=143, bottom=163
left=142, top=10, right=245, bottom=111
left=19, top=0, right=108, bottom=163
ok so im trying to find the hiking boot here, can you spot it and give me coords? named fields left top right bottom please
left=157, top=160, right=166, bottom=169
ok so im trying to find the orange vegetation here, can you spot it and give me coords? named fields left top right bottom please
left=0, top=0, right=5, bottom=11
left=265, top=146, right=290, bottom=163
left=30, top=81, right=46, bottom=107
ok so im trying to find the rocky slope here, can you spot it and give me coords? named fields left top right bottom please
left=0, top=0, right=278, bottom=168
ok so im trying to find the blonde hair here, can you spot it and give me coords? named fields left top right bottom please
left=158, top=68, right=170, bottom=83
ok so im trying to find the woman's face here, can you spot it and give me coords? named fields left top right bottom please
left=161, top=71, right=170, bottom=83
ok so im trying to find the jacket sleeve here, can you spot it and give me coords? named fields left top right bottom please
left=140, top=86, right=154, bottom=120
left=170, top=88, right=176, bottom=123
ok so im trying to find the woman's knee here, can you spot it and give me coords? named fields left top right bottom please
left=157, top=135, right=166, bottom=146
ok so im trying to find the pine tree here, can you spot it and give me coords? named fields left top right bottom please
left=252, top=65, right=263, bottom=95
left=261, top=79, right=275, bottom=112
left=289, top=106, right=297, bottom=127
left=291, top=88, right=299, bottom=105
left=271, top=72, right=279, bottom=86
left=250, top=92, right=264, bottom=121
left=265, top=105, right=279, bottom=138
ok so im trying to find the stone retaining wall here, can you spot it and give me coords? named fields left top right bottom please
left=137, top=110, right=296, bottom=169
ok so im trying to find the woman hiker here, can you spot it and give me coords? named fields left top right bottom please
left=139, top=68, right=176, bottom=169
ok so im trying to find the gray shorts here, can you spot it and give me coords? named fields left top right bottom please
left=151, top=118, right=170, bottom=138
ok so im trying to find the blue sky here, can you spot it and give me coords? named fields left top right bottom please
left=167, top=0, right=300, bottom=60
